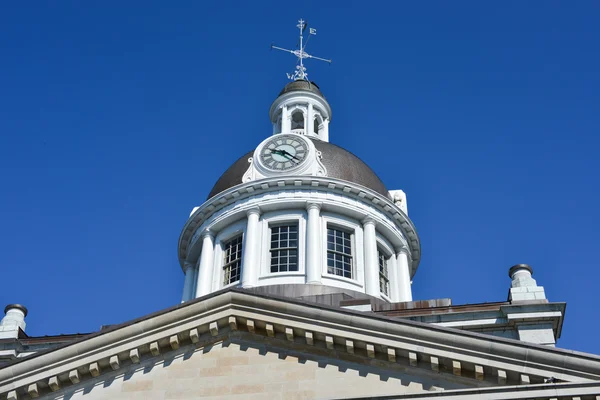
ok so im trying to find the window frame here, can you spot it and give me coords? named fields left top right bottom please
left=213, top=219, right=247, bottom=290
left=269, top=222, right=300, bottom=274
left=222, top=234, right=243, bottom=286
left=313, top=111, right=324, bottom=137
left=259, top=210, right=306, bottom=279
left=376, top=235, right=394, bottom=301
left=326, top=226, right=354, bottom=279
left=377, top=247, right=390, bottom=297
left=321, top=213, right=364, bottom=289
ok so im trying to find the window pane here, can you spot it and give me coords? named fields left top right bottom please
left=326, top=227, right=353, bottom=279
left=378, top=249, right=390, bottom=295
left=223, top=235, right=243, bottom=285
left=270, top=223, right=299, bottom=273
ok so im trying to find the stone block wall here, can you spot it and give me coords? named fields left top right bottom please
left=54, top=338, right=472, bottom=400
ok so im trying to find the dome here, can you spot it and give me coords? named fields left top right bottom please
left=207, top=139, right=389, bottom=199
left=278, top=80, right=325, bottom=98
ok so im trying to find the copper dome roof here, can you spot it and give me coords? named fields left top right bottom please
left=207, top=139, right=389, bottom=199
left=278, top=80, right=325, bottom=98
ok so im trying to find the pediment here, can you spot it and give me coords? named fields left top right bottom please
left=1, top=289, right=600, bottom=399
left=35, top=337, right=480, bottom=399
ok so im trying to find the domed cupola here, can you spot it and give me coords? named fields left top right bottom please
left=177, top=20, right=419, bottom=308
left=207, top=139, right=390, bottom=199
left=269, top=80, right=332, bottom=142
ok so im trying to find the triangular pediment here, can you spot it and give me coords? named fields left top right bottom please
left=42, top=337, right=478, bottom=399
left=1, top=289, right=600, bottom=399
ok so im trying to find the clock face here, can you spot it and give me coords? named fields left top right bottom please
left=259, top=135, right=309, bottom=171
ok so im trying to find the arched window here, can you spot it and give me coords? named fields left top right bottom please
left=313, top=113, right=324, bottom=137
left=291, top=110, right=304, bottom=130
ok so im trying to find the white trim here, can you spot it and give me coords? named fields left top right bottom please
left=313, top=111, right=324, bottom=138
left=288, top=105, right=307, bottom=131
left=0, top=291, right=585, bottom=399
left=248, top=133, right=320, bottom=180
left=180, top=179, right=419, bottom=299
left=376, top=234, right=394, bottom=300
left=376, top=234, right=394, bottom=256
left=270, top=92, right=332, bottom=124
left=213, top=220, right=246, bottom=291
left=180, top=177, right=419, bottom=275
left=321, top=212, right=364, bottom=290
left=380, top=291, right=392, bottom=303
left=259, top=209, right=307, bottom=279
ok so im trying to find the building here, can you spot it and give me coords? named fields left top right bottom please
left=2, top=22, right=600, bottom=400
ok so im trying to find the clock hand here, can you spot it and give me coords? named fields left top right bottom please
left=271, top=148, right=292, bottom=160
left=271, top=149, right=290, bottom=159
left=278, top=149, right=300, bottom=161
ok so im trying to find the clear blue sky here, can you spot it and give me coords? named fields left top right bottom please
left=1, top=2, right=599, bottom=354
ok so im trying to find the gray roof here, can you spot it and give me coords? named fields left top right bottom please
left=207, top=139, right=389, bottom=199
left=278, top=80, right=325, bottom=98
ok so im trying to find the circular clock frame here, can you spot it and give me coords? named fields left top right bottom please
left=257, top=134, right=311, bottom=173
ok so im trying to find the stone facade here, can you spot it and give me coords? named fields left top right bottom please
left=1, top=290, right=599, bottom=400
left=57, top=339, right=469, bottom=400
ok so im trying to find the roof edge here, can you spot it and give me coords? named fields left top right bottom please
left=1, top=288, right=599, bottom=389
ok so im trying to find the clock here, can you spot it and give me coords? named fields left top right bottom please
left=258, top=134, right=310, bottom=171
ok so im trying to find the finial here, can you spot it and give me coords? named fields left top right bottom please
left=271, top=19, right=332, bottom=81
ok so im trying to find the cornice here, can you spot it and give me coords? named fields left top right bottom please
left=1, top=290, right=598, bottom=399
left=349, top=381, right=600, bottom=399
left=178, top=176, right=421, bottom=274
left=269, top=91, right=332, bottom=122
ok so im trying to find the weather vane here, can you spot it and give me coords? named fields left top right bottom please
left=271, top=19, right=332, bottom=81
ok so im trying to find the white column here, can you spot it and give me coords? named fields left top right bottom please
left=387, top=255, right=400, bottom=302
left=307, top=103, right=314, bottom=137
left=272, top=116, right=278, bottom=135
left=282, top=105, right=291, bottom=134
left=196, top=230, right=215, bottom=297
left=322, top=118, right=330, bottom=142
left=306, top=202, right=322, bottom=284
left=363, top=217, right=380, bottom=298
left=241, top=208, right=261, bottom=288
left=191, top=262, right=199, bottom=298
left=181, top=261, right=195, bottom=302
left=396, top=248, right=413, bottom=302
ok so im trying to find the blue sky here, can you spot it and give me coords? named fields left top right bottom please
left=1, top=2, right=599, bottom=354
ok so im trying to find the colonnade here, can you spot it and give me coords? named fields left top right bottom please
left=181, top=204, right=413, bottom=303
